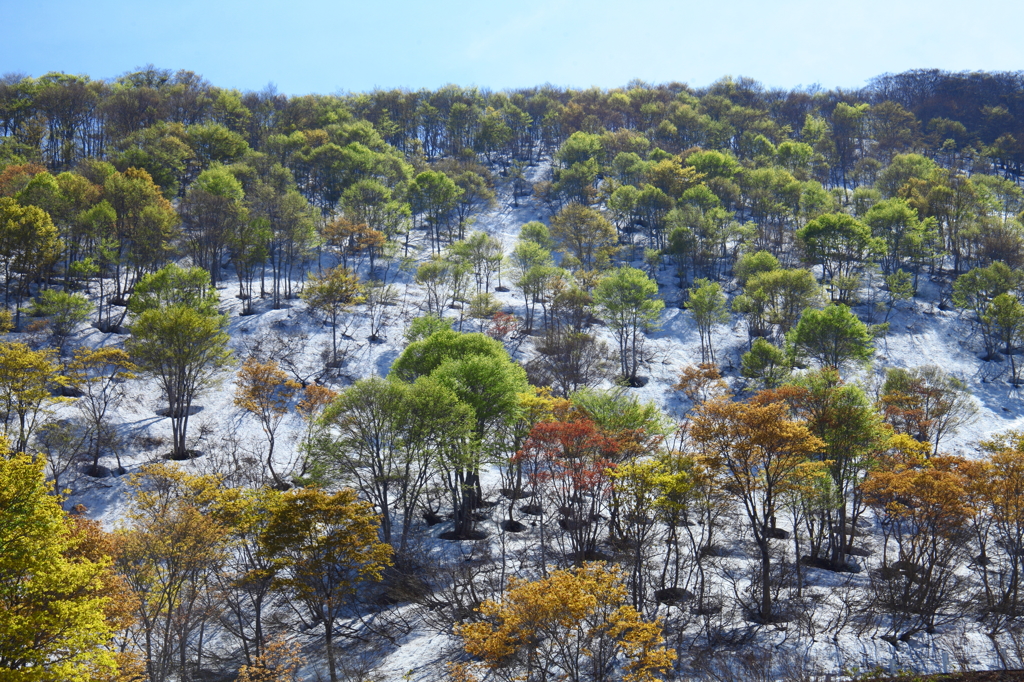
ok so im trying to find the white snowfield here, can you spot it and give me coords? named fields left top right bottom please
left=51, top=156, right=1024, bottom=680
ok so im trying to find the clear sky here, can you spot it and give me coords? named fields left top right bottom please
left=4, top=0, right=1023, bottom=95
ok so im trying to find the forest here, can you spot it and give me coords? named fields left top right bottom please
left=6, top=66, right=1024, bottom=681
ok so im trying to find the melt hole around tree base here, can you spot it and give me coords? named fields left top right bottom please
left=164, top=449, right=203, bottom=461
left=438, top=530, right=489, bottom=541
left=155, top=406, right=202, bottom=418
left=500, top=520, right=527, bottom=533
left=500, top=487, right=531, bottom=500
left=654, top=587, right=694, bottom=606
left=423, top=511, right=445, bottom=526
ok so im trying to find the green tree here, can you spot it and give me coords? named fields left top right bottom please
left=314, top=375, right=473, bottom=554
left=179, top=165, right=248, bottom=287
left=787, top=304, right=874, bottom=375
left=953, top=261, right=1023, bottom=360
left=0, top=453, right=121, bottom=682
left=30, top=288, right=91, bottom=354
left=301, top=266, right=364, bottom=365
left=128, top=262, right=219, bottom=317
left=409, top=169, right=462, bottom=252
left=686, top=278, right=729, bottom=363
left=733, top=268, right=820, bottom=340
left=404, top=313, right=452, bottom=344
left=796, top=212, right=885, bottom=301
left=127, top=305, right=231, bottom=460
left=593, top=266, right=664, bottom=386
left=391, top=329, right=527, bottom=536
left=0, top=196, right=62, bottom=328
left=741, top=338, right=791, bottom=389
left=549, top=203, right=617, bottom=271
left=985, top=293, right=1024, bottom=383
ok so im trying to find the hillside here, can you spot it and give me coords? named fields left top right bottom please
left=5, top=69, right=1024, bottom=681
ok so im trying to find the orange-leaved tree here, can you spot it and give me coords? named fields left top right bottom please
left=234, top=357, right=301, bottom=488
left=454, top=562, right=675, bottom=682
left=690, top=396, right=824, bottom=623
left=861, top=439, right=971, bottom=642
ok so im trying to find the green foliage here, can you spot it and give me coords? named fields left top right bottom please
left=733, top=267, right=821, bottom=338
left=593, top=266, right=663, bottom=385
left=518, top=221, right=552, bottom=249
left=128, top=263, right=219, bottom=317
left=0, top=453, right=119, bottom=681
left=391, top=328, right=508, bottom=382
left=127, top=305, right=231, bottom=459
left=741, top=338, right=791, bottom=389
left=787, top=304, right=874, bottom=374
left=796, top=212, right=885, bottom=294
left=404, top=313, right=453, bottom=344
left=686, top=278, right=729, bottom=363
left=549, top=203, right=617, bottom=271
left=734, top=250, right=780, bottom=285
left=31, top=289, right=91, bottom=351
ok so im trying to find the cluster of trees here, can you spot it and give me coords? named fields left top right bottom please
left=8, top=64, right=1024, bottom=680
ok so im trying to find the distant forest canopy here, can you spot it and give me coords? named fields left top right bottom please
left=5, top=66, right=1024, bottom=182
left=6, top=64, right=1024, bottom=332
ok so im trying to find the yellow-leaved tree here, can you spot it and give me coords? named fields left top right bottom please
left=0, top=452, right=122, bottom=681
left=260, top=487, right=392, bottom=682
left=454, top=562, right=675, bottom=682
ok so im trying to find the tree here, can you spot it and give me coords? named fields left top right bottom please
left=686, top=278, right=728, bottom=363
left=787, top=304, right=873, bottom=375
left=115, top=464, right=233, bottom=682
left=741, top=338, right=791, bottom=389
left=0, top=196, right=62, bottom=328
left=260, top=487, right=392, bottom=682
left=454, top=563, right=675, bottom=682
left=879, top=365, right=977, bottom=455
left=391, top=329, right=527, bottom=536
left=67, top=346, right=137, bottom=476
left=796, top=212, right=885, bottom=301
left=409, top=169, right=461, bottom=252
left=985, top=293, right=1024, bottom=382
left=0, top=452, right=122, bottom=682
left=404, top=313, right=452, bottom=344
left=235, top=358, right=301, bottom=488
left=593, top=266, right=663, bottom=386
left=0, top=342, right=68, bottom=453
left=127, top=305, right=231, bottom=460
left=733, top=267, right=820, bottom=341
left=101, top=168, right=178, bottom=324
left=862, top=450, right=971, bottom=641
left=550, top=203, right=617, bottom=271
left=128, top=262, right=219, bottom=317
left=30, top=288, right=91, bottom=355
left=301, top=266, right=364, bottom=366
left=179, top=166, right=248, bottom=287
left=953, top=261, right=1023, bottom=360
left=972, top=432, right=1024, bottom=635
left=314, top=375, right=473, bottom=555
left=691, top=397, right=824, bottom=622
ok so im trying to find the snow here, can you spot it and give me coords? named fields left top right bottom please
left=41, top=155, right=1024, bottom=679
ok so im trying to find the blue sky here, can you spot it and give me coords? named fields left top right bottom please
left=4, top=0, right=1023, bottom=95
